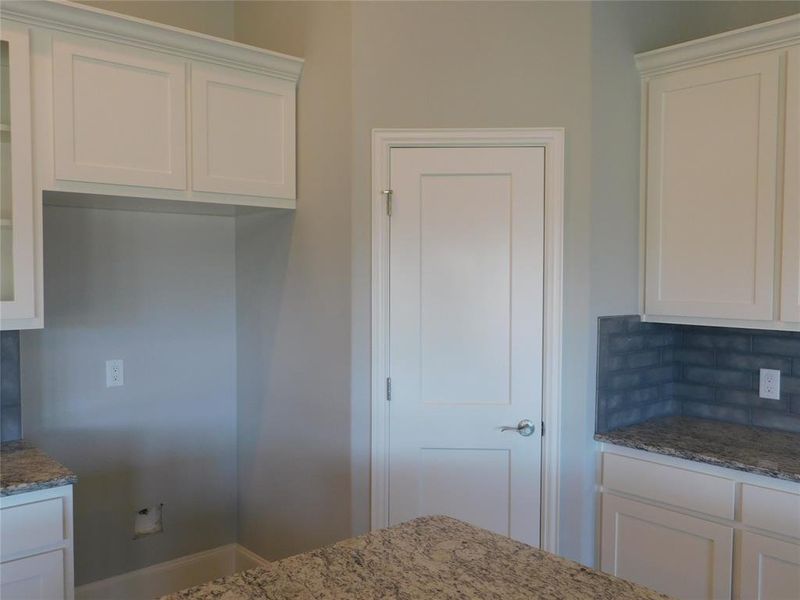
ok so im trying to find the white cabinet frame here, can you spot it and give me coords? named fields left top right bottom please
left=0, top=23, right=37, bottom=327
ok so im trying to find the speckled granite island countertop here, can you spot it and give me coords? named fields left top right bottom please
left=0, top=440, right=76, bottom=496
left=595, top=416, right=800, bottom=482
left=164, top=516, right=668, bottom=600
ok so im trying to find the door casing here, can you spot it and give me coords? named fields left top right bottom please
left=370, top=128, right=565, bottom=554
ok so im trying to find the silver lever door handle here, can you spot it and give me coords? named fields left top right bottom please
left=499, top=419, right=535, bottom=437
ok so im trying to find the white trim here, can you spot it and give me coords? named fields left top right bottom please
left=641, top=313, right=800, bottom=331
left=75, top=543, right=268, bottom=600
left=369, top=128, right=565, bottom=554
left=635, top=14, right=800, bottom=76
left=0, top=0, right=303, bottom=81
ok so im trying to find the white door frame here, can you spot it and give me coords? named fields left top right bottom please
left=370, top=128, right=565, bottom=553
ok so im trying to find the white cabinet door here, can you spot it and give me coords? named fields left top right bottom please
left=644, top=52, right=781, bottom=321
left=0, top=550, right=64, bottom=600
left=781, top=46, right=800, bottom=323
left=601, top=494, right=733, bottom=600
left=739, top=532, right=800, bottom=600
left=0, top=23, right=37, bottom=327
left=52, top=35, right=187, bottom=189
left=191, top=62, right=295, bottom=199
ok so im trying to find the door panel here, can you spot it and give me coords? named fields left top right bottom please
left=388, top=146, right=544, bottom=546
left=52, top=35, right=187, bottom=189
left=645, top=52, right=781, bottom=320
left=420, top=174, right=511, bottom=405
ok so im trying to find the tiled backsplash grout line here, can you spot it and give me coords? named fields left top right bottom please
left=596, top=316, right=800, bottom=434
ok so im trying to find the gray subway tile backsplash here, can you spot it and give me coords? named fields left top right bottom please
left=1, top=331, right=22, bottom=442
left=596, top=316, right=800, bottom=435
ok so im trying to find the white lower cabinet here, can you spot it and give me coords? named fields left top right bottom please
left=601, top=494, right=733, bottom=600
left=739, top=532, right=800, bottom=600
left=0, top=486, right=74, bottom=600
left=1, top=550, right=65, bottom=600
left=600, top=448, right=800, bottom=600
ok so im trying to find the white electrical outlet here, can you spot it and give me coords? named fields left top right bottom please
left=759, top=368, right=780, bottom=400
left=106, top=360, right=124, bottom=387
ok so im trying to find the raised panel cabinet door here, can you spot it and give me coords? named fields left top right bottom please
left=601, top=494, right=733, bottom=600
left=0, top=23, right=36, bottom=326
left=0, top=550, right=65, bottom=600
left=645, top=52, right=782, bottom=321
left=781, top=46, right=800, bottom=323
left=52, top=35, right=187, bottom=189
left=191, top=63, right=295, bottom=199
left=739, top=532, right=800, bottom=600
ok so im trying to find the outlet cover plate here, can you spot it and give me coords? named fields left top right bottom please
left=759, top=368, right=780, bottom=400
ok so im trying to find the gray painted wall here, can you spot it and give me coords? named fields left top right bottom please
left=234, top=1, right=353, bottom=561
left=349, top=0, right=594, bottom=562
left=21, top=207, right=238, bottom=585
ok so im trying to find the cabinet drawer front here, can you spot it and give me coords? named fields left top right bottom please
left=741, top=484, right=800, bottom=539
left=52, top=35, right=187, bottom=190
left=0, top=498, right=64, bottom=559
left=603, top=452, right=735, bottom=519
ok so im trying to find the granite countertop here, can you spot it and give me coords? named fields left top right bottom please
left=164, top=515, right=669, bottom=600
left=595, top=416, right=800, bottom=482
left=0, top=440, right=76, bottom=496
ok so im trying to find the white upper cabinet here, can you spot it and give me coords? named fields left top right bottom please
left=53, top=35, right=187, bottom=189
left=644, top=53, right=780, bottom=321
left=638, top=15, right=800, bottom=330
left=191, top=63, right=295, bottom=199
left=1, top=0, right=302, bottom=211
left=1, top=22, right=39, bottom=330
left=781, top=46, right=800, bottom=324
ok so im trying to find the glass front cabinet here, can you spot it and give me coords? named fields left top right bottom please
left=1, top=23, right=39, bottom=330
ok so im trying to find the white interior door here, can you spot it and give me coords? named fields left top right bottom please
left=388, top=146, right=544, bottom=546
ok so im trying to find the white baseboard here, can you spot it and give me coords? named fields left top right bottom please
left=234, top=544, right=270, bottom=572
left=76, top=543, right=269, bottom=600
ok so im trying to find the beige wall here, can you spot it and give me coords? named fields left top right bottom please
left=79, top=1, right=235, bottom=40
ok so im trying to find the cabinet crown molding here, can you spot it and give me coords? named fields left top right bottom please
left=0, top=0, right=304, bottom=82
left=636, top=13, right=800, bottom=76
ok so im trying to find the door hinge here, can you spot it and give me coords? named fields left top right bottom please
left=541, top=421, right=545, bottom=436
left=386, top=377, right=392, bottom=401
left=382, top=189, right=393, bottom=217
